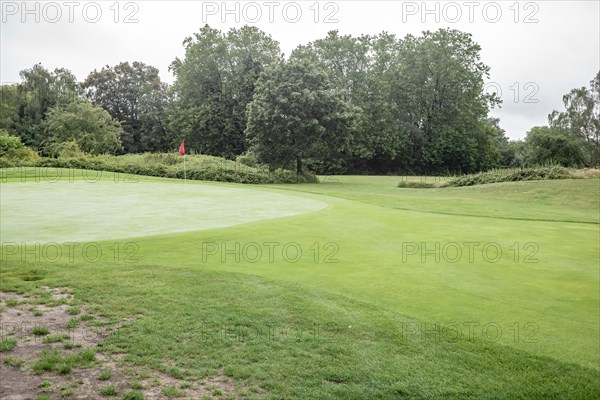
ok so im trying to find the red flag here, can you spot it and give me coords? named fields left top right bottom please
left=178, top=140, right=185, bottom=156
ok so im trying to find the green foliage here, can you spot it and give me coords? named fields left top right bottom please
left=84, top=61, right=170, bottom=153
left=0, top=130, right=39, bottom=161
left=1, top=153, right=318, bottom=184
left=441, top=166, right=573, bottom=187
left=170, top=25, right=282, bottom=158
left=397, top=181, right=437, bottom=188
left=42, top=334, right=70, bottom=344
left=549, top=71, right=600, bottom=166
left=0, top=338, right=17, bottom=352
left=32, top=348, right=96, bottom=375
left=100, top=385, right=118, bottom=396
left=3, top=357, right=24, bottom=367
left=161, top=386, right=185, bottom=397
left=32, top=326, right=50, bottom=336
left=235, top=151, right=259, bottom=167
left=44, top=101, right=123, bottom=155
left=524, top=126, right=589, bottom=167
left=8, top=64, right=81, bottom=147
left=54, top=140, right=86, bottom=158
left=99, top=370, right=113, bottom=380
left=122, top=391, right=144, bottom=400
left=246, top=58, right=356, bottom=174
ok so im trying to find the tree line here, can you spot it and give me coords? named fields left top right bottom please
left=1, top=25, right=597, bottom=174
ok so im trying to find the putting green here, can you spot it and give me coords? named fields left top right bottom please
left=0, top=181, right=327, bottom=243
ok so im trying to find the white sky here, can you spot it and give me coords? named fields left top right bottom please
left=1, top=0, right=598, bottom=140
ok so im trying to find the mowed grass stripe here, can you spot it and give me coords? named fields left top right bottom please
left=1, top=264, right=598, bottom=399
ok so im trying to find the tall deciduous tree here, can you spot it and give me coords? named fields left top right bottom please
left=549, top=71, right=600, bottom=166
left=169, top=25, right=282, bottom=158
left=395, top=29, right=501, bottom=173
left=246, top=59, right=356, bottom=174
left=524, top=126, right=588, bottom=167
left=83, top=61, right=169, bottom=153
left=44, top=101, right=123, bottom=155
left=11, top=64, right=80, bottom=147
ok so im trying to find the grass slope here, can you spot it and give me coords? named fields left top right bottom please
left=1, top=169, right=598, bottom=398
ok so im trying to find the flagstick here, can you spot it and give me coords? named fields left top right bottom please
left=184, top=153, right=187, bottom=193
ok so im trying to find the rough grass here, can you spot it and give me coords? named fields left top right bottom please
left=0, top=153, right=318, bottom=184
left=395, top=167, right=599, bottom=188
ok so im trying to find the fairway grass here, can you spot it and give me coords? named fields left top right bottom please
left=1, top=169, right=598, bottom=398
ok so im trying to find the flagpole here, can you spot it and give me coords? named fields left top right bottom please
left=184, top=153, right=187, bottom=193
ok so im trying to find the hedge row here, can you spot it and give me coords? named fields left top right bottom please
left=0, top=154, right=318, bottom=184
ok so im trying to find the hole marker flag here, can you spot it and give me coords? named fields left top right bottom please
left=179, top=140, right=185, bottom=156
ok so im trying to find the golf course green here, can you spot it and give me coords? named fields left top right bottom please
left=1, top=168, right=598, bottom=398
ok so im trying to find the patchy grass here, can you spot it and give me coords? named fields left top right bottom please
left=0, top=338, right=17, bottom=351
left=4, top=357, right=24, bottom=367
left=42, top=334, right=71, bottom=344
left=99, top=370, right=113, bottom=380
left=32, top=326, right=50, bottom=336
left=99, top=385, right=118, bottom=396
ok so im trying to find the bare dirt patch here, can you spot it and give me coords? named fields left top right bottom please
left=0, top=288, right=256, bottom=399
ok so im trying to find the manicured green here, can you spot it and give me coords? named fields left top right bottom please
left=1, top=169, right=598, bottom=398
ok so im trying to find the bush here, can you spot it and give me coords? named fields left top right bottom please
left=441, top=166, right=574, bottom=187
left=0, top=152, right=319, bottom=184
left=236, top=151, right=259, bottom=168
left=0, top=130, right=39, bottom=162
left=397, top=181, right=437, bottom=188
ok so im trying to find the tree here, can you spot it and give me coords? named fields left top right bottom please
left=549, top=71, right=600, bottom=166
left=394, top=29, right=501, bottom=173
left=169, top=25, right=282, bottom=158
left=83, top=61, right=169, bottom=153
left=0, top=84, right=21, bottom=134
left=0, top=129, right=38, bottom=161
left=246, top=59, right=356, bottom=174
left=524, top=126, right=588, bottom=167
left=11, top=64, right=80, bottom=147
left=292, top=32, right=411, bottom=172
left=44, top=101, right=123, bottom=155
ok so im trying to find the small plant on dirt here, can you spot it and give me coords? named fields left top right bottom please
left=5, top=299, right=19, bottom=307
left=67, top=306, right=81, bottom=315
left=0, top=338, right=17, bottom=351
left=32, top=326, right=50, bottom=336
left=99, top=370, right=113, bottom=380
left=161, top=386, right=185, bottom=397
left=122, top=391, right=145, bottom=400
left=66, top=318, right=80, bottom=329
left=100, top=385, right=118, bottom=396
left=3, top=357, right=24, bottom=367
left=32, top=309, right=44, bottom=316
left=129, top=381, right=143, bottom=390
left=43, top=334, right=70, bottom=344
left=38, top=380, right=53, bottom=392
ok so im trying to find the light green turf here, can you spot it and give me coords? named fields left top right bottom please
left=0, top=180, right=326, bottom=243
left=1, top=170, right=598, bottom=398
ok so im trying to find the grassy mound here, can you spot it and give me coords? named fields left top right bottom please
left=0, top=153, right=318, bottom=184
left=397, top=167, right=599, bottom=188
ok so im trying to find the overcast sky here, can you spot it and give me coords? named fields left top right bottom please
left=1, top=0, right=598, bottom=139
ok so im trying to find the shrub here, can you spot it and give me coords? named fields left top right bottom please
left=397, top=181, right=437, bottom=188
left=0, top=153, right=319, bottom=184
left=122, top=391, right=145, bottom=400
left=441, top=166, right=574, bottom=187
